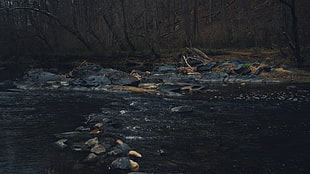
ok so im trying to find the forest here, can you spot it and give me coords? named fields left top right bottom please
left=0, top=0, right=309, bottom=65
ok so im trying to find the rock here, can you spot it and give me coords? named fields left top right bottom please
left=0, top=80, right=16, bottom=89
left=75, top=126, right=91, bottom=131
left=55, top=139, right=68, bottom=148
left=112, top=139, right=131, bottom=155
left=38, top=72, right=61, bottom=82
left=111, top=157, right=131, bottom=170
left=83, top=153, right=98, bottom=162
left=85, top=137, right=99, bottom=146
left=111, top=157, right=139, bottom=171
left=83, top=75, right=111, bottom=87
left=171, top=105, right=193, bottom=113
left=197, top=62, right=217, bottom=72
left=90, top=144, right=106, bottom=154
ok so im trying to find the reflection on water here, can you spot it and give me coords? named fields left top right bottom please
left=0, top=84, right=310, bottom=174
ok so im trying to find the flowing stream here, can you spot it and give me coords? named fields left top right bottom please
left=0, top=83, right=309, bottom=174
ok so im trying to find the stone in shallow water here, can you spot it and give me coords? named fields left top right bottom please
left=111, top=157, right=131, bottom=169
left=91, top=144, right=106, bottom=154
left=83, top=153, right=98, bottom=162
left=55, top=139, right=68, bottom=148
left=85, top=137, right=99, bottom=147
left=111, top=157, right=139, bottom=171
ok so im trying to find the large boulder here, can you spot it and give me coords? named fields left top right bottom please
left=25, top=70, right=61, bottom=83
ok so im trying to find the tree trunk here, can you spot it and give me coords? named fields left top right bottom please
left=280, top=0, right=303, bottom=65
left=220, top=0, right=229, bottom=44
left=120, top=0, right=136, bottom=51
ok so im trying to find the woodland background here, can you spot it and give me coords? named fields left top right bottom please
left=0, top=0, right=309, bottom=62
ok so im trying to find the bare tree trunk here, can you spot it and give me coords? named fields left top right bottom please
left=120, top=0, right=136, bottom=51
left=280, top=0, right=303, bottom=65
left=209, top=0, right=212, bottom=23
left=193, top=0, right=199, bottom=41
left=221, top=0, right=229, bottom=44
left=182, top=0, right=192, bottom=46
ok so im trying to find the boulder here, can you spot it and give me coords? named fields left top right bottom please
left=111, top=157, right=139, bottom=171
left=90, top=144, right=106, bottom=154
left=83, top=153, right=98, bottom=162
left=111, top=157, right=132, bottom=170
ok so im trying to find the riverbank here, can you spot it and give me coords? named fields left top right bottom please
left=1, top=48, right=309, bottom=84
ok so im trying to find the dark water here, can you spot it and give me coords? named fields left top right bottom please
left=0, top=84, right=310, bottom=174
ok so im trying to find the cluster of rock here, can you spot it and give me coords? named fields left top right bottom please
left=54, top=114, right=142, bottom=172
left=13, top=59, right=279, bottom=95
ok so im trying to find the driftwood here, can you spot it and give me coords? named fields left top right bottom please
left=186, top=47, right=212, bottom=62
left=182, top=47, right=213, bottom=68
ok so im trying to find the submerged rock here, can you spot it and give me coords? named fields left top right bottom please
left=111, top=157, right=139, bottom=171
left=90, top=144, right=106, bottom=154
left=55, top=139, right=68, bottom=148
left=83, top=153, right=98, bottom=162
left=85, top=137, right=99, bottom=147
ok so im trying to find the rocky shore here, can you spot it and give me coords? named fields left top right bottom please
left=8, top=59, right=285, bottom=97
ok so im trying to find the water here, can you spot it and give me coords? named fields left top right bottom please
left=0, top=84, right=309, bottom=174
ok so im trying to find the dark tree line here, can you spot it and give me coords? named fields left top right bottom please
left=0, top=0, right=309, bottom=63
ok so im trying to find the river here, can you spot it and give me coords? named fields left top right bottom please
left=0, top=83, right=309, bottom=174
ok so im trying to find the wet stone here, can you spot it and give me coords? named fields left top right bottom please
left=85, top=137, right=99, bottom=147
left=83, top=153, right=98, bottom=162
left=111, top=157, right=132, bottom=170
left=75, top=126, right=91, bottom=131
left=55, top=139, right=68, bottom=148
left=90, top=144, right=106, bottom=154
